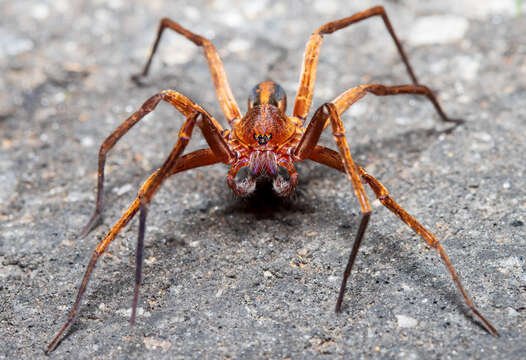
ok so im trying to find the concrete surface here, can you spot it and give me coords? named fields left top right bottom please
left=1, top=0, right=525, bottom=359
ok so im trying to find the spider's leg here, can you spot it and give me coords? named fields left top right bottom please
left=307, top=83, right=463, bottom=139
left=169, top=148, right=223, bottom=176
left=324, top=104, right=372, bottom=312
left=132, top=18, right=241, bottom=123
left=128, top=110, right=234, bottom=325
left=78, top=90, right=229, bottom=238
left=45, top=170, right=153, bottom=354
left=360, top=167, right=499, bottom=336
left=293, top=6, right=454, bottom=124
left=294, top=79, right=495, bottom=333
left=306, top=145, right=345, bottom=172
left=129, top=112, right=200, bottom=326
left=307, top=145, right=499, bottom=336
left=332, top=83, right=463, bottom=128
left=294, top=103, right=372, bottom=312
left=47, top=110, right=232, bottom=353
left=295, top=82, right=462, bottom=185
left=294, top=83, right=463, bottom=313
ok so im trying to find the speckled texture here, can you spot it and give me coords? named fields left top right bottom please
left=1, top=1, right=525, bottom=359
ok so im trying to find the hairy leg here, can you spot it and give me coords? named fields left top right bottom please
left=293, top=82, right=478, bottom=323
left=295, top=84, right=462, bottom=160
left=308, top=145, right=498, bottom=336
left=79, top=90, right=230, bottom=238
left=46, top=113, right=227, bottom=353
left=295, top=81, right=460, bottom=206
left=332, top=83, right=462, bottom=126
left=293, top=6, right=420, bottom=122
left=295, top=103, right=371, bottom=312
left=132, top=18, right=241, bottom=123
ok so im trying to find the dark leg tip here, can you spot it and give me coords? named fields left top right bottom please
left=77, top=212, right=102, bottom=239
left=130, top=73, right=149, bottom=87
left=446, top=117, right=465, bottom=125
left=441, top=117, right=465, bottom=135
left=44, top=340, right=57, bottom=355
left=335, top=297, right=344, bottom=313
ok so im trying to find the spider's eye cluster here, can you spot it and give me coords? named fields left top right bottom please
left=254, top=133, right=272, bottom=145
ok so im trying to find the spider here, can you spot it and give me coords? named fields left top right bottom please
left=46, top=6, right=498, bottom=353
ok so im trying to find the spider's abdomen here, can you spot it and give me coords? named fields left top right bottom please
left=248, top=81, right=287, bottom=112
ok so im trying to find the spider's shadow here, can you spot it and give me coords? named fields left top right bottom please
left=221, top=180, right=314, bottom=220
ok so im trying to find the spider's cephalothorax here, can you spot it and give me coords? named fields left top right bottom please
left=227, top=81, right=300, bottom=196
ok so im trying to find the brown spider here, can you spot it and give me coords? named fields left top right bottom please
left=46, top=6, right=498, bottom=353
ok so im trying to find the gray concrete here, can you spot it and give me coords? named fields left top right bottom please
left=1, top=1, right=525, bottom=359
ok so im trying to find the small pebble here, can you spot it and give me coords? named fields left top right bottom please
left=263, top=270, right=274, bottom=278
left=81, top=136, right=94, bottom=147
left=510, top=220, right=523, bottom=227
left=507, top=307, right=519, bottom=317
left=116, top=307, right=150, bottom=318
left=409, top=16, right=468, bottom=46
left=112, top=183, right=133, bottom=196
left=395, top=314, right=418, bottom=328
left=143, top=337, right=171, bottom=351
left=0, top=30, right=34, bottom=58
left=31, top=4, right=50, bottom=19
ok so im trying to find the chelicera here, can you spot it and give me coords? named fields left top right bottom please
left=46, top=6, right=498, bottom=353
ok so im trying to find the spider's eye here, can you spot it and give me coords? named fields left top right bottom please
left=254, top=133, right=272, bottom=145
